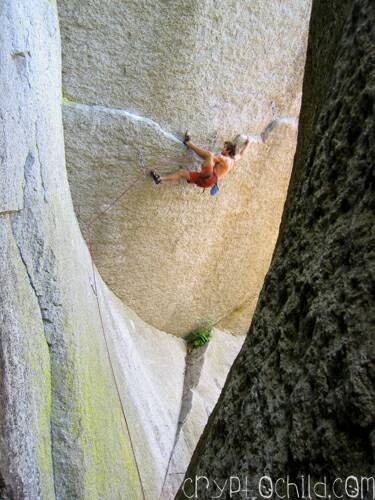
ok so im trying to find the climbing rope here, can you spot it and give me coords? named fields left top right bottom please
left=82, top=157, right=147, bottom=500
left=81, top=139, right=222, bottom=497
left=86, top=167, right=144, bottom=230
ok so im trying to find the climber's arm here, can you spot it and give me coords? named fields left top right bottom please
left=235, top=139, right=251, bottom=161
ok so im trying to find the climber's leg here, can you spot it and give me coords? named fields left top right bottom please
left=151, top=155, right=214, bottom=185
left=186, top=141, right=214, bottom=161
left=159, top=170, right=191, bottom=182
left=158, top=155, right=214, bottom=183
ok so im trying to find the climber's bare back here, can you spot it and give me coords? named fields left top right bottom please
left=213, top=153, right=238, bottom=179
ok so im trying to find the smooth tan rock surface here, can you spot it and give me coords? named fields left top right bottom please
left=59, top=0, right=311, bottom=336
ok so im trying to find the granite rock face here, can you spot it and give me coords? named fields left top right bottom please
left=0, top=2, right=143, bottom=497
left=176, top=0, right=375, bottom=497
left=58, top=0, right=312, bottom=336
left=0, top=2, right=243, bottom=498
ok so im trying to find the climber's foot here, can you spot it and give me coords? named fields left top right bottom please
left=150, top=170, right=161, bottom=184
left=183, top=130, right=191, bottom=146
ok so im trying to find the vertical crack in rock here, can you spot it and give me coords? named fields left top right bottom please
left=34, top=123, right=48, bottom=203
left=9, top=221, right=57, bottom=500
left=177, top=345, right=209, bottom=435
left=10, top=150, right=82, bottom=499
left=7, top=152, right=58, bottom=499
left=159, top=331, right=244, bottom=499
left=159, top=344, right=208, bottom=497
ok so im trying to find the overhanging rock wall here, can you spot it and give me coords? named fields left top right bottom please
left=59, top=0, right=312, bottom=336
left=176, top=0, right=375, bottom=497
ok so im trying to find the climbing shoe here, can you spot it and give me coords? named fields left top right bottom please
left=150, top=170, right=161, bottom=184
left=183, top=131, right=191, bottom=146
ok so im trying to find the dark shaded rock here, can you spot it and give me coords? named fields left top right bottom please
left=176, top=0, right=375, bottom=497
left=0, top=473, right=13, bottom=500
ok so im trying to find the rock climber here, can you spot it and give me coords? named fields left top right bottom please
left=150, top=132, right=251, bottom=193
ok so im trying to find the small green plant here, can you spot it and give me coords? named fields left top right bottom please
left=185, top=320, right=214, bottom=348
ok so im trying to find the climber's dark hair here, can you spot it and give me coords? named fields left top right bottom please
left=224, top=141, right=236, bottom=158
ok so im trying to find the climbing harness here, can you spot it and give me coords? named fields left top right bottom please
left=83, top=156, right=147, bottom=500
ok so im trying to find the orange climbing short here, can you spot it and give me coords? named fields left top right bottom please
left=187, top=167, right=217, bottom=188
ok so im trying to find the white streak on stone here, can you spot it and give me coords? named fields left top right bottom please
left=64, top=101, right=298, bottom=148
left=246, top=116, right=299, bottom=144
left=64, top=101, right=182, bottom=145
